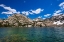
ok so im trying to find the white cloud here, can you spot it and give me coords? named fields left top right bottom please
left=17, top=11, right=20, bottom=14
left=30, top=8, right=44, bottom=14
left=0, top=4, right=20, bottom=14
left=22, top=8, right=44, bottom=16
left=0, top=4, right=44, bottom=16
left=2, top=11, right=13, bottom=14
left=38, top=16, right=42, bottom=18
left=7, top=15, right=10, bottom=17
left=44, top=14, right=51, bottom=17
left=29, top=12, right=33, bottom=14
left=53, top=13, right=62, bottom=16
left=53, top=10, right=62, bottom=16
left=22, top=11, right=29, bottom=16
left=54, top=10, right=62, bottom=13
left=43, top=18, right=46, bottom=20
left=59, top=2, right=64, bottom=9
left=53, top=2, right=64, bottom=16
left=53, top=21, right=64, bottom=25
left=0, top=4, right=5, bottom=7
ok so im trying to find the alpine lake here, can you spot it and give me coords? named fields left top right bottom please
left=0, top=27, right=64, bottom=42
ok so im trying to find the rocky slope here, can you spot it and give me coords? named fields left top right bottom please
left=7, top=14, right=33, bottom=26
left=45, top=14, right=64, bottom=27
left=33, top=14, right=64, bottom=27
left=0, top=14, right=64, bottom=27
left=0, top=14, right=33, bottom=27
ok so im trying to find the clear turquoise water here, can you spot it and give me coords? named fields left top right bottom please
left=0, top=27, right=64, bottom=42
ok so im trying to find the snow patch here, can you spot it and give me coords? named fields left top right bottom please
left=53, top=21, right=64, bottom=25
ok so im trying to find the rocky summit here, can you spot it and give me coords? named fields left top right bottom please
left=0, top=14, right=64, bottom=27
left=7, top=14, right=33, bottom=27
left=0, top=14, right=33, bottom=27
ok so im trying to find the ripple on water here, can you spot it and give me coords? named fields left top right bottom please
left=0, top=27, right=64, bottom=42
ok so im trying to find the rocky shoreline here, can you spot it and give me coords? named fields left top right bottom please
left=0, top=14, right=64, bottom=27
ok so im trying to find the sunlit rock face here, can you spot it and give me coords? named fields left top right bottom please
left=40, top=14, right=64, bottom=27
left=0, top=19, right=3, bottom=27
left=51, top=14, right=64, bottom=21
left=52, top=14, right=64, bottom=26
left=36, top=22, right=45, bottom=27
left=7, top=14, right=33, bottom=27
left=33, top=17, right=43, bottom=22
left=33, top=18, right=46, bottom=27
left=53, top=21, right=64, bottom=25
left=0, top=19, right=3, bottom=23
left=1, top=14, right=64, bottom=27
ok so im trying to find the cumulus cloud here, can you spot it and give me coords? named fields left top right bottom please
left=22, top=11, right=29, bottom=16
left=59, top=2, right=64, bottom=9
left=2, top=11, right=13, bottom=14
left=0, top=4, right=20, bottom=14
left=0, top=4, right=44, bottom=16
left=53, top=2, right=64, bottom=16
left=30, top=8, right=44, bottom=14
left=53, top=21, right=64, bottom=25
left=44, top=14, right=51, bottom=17
left=22, top=8, right=44, bottom=16
left=33, top=16, right=42, bottom=21
left=53, top=13, right=62, bottom=16
left=53, top=10, right=62, bottom=16
left=54, top=10, right=62, bottom=13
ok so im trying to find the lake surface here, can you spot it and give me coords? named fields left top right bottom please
left=0, top=27, right=64, bottom=42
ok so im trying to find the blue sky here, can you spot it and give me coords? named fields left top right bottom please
left=0, top=0, right=64, bottom=19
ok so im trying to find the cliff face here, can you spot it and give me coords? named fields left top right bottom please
left=0, top=14, right=64, bottom=27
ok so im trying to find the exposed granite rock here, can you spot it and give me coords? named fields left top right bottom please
left=34, top=22, right=45, bottom=27
left=33, top=18, right=45, bottom=27
left=0, top=14, right=64, bottom=27
left=43, top=14, right=64, bottom=27
left=0, top=19, right=3, bottom=27
left=50, top=14, right=64, bottom=21
left=7, top=14, right=33, bottom=27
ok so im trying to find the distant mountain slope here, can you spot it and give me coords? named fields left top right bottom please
left=48, top=14, right=64, bottom=26
left=0, top=14, right=64, bottom=27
